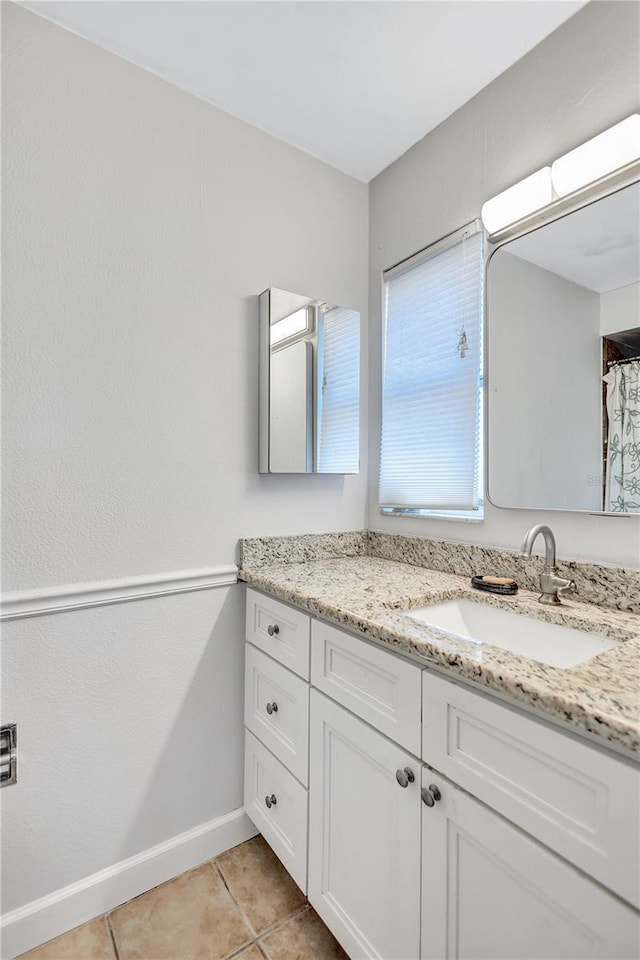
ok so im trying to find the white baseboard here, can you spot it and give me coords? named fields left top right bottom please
left=1, top=808, right=258, bottom=960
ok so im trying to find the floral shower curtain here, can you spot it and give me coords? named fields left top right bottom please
left=603, top=360, right=640, bottom=512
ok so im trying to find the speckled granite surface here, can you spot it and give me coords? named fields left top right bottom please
left=239, top=541, right=640, bottom=756
left=239, top=531, right=368, bottom=567
left=368, top=531, right=640, bottom=615
left=240, top=530, right=640, bottom=613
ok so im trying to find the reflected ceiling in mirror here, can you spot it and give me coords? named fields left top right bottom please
left=487, top=180, right=640, bottom=514
left=259, top=287, right=360, bottom=474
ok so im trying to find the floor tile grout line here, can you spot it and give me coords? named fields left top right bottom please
left=105, top=914, right=121, bottom=960
left=223, top=940, right=263, bottom=960
left=256, top=902, right=312, bottom=943
left=211, top=859, right=260, bottom=943
left=21, top=839, right=322, bottom=960
left=17, top=912, right=118, bottom=960
left=222, top=924, right=275, bottom=960
left=213, top=839, right=312, bottom=945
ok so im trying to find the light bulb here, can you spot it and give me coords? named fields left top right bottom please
left=551, top=114, right=640, bottom=197
left=481, top=167, right=554, bottom=236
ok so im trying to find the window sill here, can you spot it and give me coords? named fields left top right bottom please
left=379, top=507, right=484, bottom=523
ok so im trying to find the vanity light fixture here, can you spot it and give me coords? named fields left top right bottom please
left=482, top=113, right=640, bottom=240
left=480, top=167, right=554, bottom=236
left=551, top=114, right=640, bottom=197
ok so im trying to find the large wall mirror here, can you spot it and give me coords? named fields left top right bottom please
left=487, top=179, right=640, bottom=514
left=259, top=287, right=360, bottom=474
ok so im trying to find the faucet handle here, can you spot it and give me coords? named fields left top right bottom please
left=539, top=572, right=576, bottom=605
left=557, top=578, right=577, bottom=598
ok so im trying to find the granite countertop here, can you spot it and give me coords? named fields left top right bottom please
left=240, top=553, right=640, bottom=757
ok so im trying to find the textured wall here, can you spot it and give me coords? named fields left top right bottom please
left=369, top=0, right=640, bottom=566
left=1, top=1, right=368, bottom=918
left=1, top=586, right=245, bottom=914
left=2, top=3, right=368, bottom=594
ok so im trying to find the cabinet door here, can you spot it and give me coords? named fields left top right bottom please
left=309, top=690, right=421, bottom=960
left=421, top=769, right=640, bottom=960
left=422, top=670, right=640, bottom=908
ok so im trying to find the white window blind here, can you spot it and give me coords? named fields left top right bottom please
left=379, top=224, right=483, bottom=511
left=317, top=305, right=360, bottom=473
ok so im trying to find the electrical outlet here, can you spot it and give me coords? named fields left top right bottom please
left=1, top=723, right=17, bottom=787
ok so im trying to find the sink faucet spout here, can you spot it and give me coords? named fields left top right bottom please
left=519, top=524, right=556, bottom=568
left=519, top=524, right=576, bottom=605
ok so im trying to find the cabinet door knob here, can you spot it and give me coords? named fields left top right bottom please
left=266, top=701, right=278, bottom=715
left=267, top=624, right=280, bottom=637
left=395, top=767, right=415, bottom=788
left=264, top=794, right=277, bottom=809
left=421, top=784, right=442, bottom=807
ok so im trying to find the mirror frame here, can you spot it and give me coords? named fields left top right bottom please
left=258, top=287, right=361, bottom=475
left=484, top=162, right=640, bottom=516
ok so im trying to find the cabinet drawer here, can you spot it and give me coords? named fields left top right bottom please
left=246, top=588, right=310, bottom=679
left=422, top=670, right=640, bottom=908
left=311, top=620, right=422, bottom=755
left=245, top=644, right=310, bottom=785
left=244, top=730, right=308, bottom=893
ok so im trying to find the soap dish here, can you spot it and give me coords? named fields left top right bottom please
left=471, top=575, right=518, bottom=596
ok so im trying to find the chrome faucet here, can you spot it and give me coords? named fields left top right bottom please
left=519, top=524, right=576, bottom=605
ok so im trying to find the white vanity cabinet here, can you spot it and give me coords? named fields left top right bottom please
left=246, top=588, right=310, bottom=679
left=422, top=670, right=640, bottom=908
left=244, top=590, right=311, bottom=892
left=244, top=587, right=640, bottom=960
left=245, top=643, right=309, bottom=785
left=308, top=688, right=422, bottom=960
left=420, top=769, right=639, bottom=960
left=311, top=619, right=422, bottom=755
left=244, top=729, right=308, bottom=890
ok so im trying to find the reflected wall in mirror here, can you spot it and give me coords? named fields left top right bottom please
left=259, top=287, right=360, bottom=474
left=487, top=180, right=640, bottom=514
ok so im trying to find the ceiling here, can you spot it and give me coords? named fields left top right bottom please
left=505, top=182, right=640, bottom=294
left=18, top=1, right=586, bottom=182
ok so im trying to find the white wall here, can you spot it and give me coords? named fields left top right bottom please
left=1, top=587, right=245, bottom=913
left=489, top=253, right=601, bottom=511
left=368, top=0, right=640, bottom=567
left=1, top=1, right=368, bottom=938
left=601, top=282, right=640, bottom=337
left=3, top=5, right=368, bottom=593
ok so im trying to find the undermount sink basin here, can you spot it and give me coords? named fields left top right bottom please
left=407, top=598, right=619, bottom=669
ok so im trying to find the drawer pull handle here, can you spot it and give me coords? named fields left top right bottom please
left=395, top=767, right=415, bottom=788
left=266, top=701, right=278, bottom=715
left=421, top=784, right=442, bottom=807
left=264, top=794, right=277, bottom=809
left=267, top=624, right=280, bottom=637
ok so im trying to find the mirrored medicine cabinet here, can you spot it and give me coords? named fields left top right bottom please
left=259, top=287, right=360, bottom=474
left=486, top=177, right=640, bottom=515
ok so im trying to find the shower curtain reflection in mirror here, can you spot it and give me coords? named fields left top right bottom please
left=603, top=359, right=640, bottom=512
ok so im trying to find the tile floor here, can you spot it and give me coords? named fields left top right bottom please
left=19, top=836, right=348, bottom=960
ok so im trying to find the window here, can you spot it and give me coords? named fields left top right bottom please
left=379, top=222, right=484, bottom=519
left=317, top=304, right=360, bottom=473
